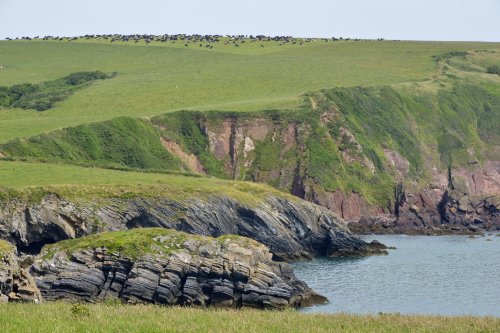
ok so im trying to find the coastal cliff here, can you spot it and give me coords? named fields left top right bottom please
left=0, top=188, right=385, bottom=260
left=1, top=53, right=499, bottom=234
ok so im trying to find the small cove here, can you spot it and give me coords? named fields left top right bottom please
left=293, top=234, right=500, bottom=316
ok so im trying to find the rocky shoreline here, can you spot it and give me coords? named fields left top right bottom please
left=0, top=191, right=387, bottom=260
left=2, top=230, right=328, bottom=308
left=0, top=189, right=387, bottom=307
left=348, top=190, right=500, bottom=236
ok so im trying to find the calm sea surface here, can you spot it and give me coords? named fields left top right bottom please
left=293, top=234, right=500, bottom=316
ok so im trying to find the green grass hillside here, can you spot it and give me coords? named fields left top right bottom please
left=1, top=40, right=499, bottom=143
left=2, top=58, right=498, bottom=207
left=0, top=160, right=295, bottom=206
left=0, top=117, right=184, bottom=170
left=0, top=39, right=499, bottom=213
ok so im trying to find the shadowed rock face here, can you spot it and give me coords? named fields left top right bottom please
left=30, top=231, right=326, bottom=309
left=0, top=244, right=41, bottom=303
left=349, top=202, right=499, bottom=235
left=0, top=193, right=386, bottom=260
left=349, top=172, right=500, bottom=236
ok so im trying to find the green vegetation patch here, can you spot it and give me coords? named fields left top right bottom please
left=0, top=239, right=14, bottom=257
left=0, top=303, right=498, bottom=333
left=152, top=111, right=228, bottom=178
left=0, top=161, right=296, bottom=207
left=322, top=86, right=422, bottom=174
left=43, top=228, right=197, bottom=260
left=486, top=64, right=500, bottom=75
left=0, top=71, right=113, bottom=111
left=42, top=228, right=259, bottom=260
left=0, top=117, right=183, bottom=170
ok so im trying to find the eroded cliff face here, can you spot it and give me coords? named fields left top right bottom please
left=153, top=107, right=500, bottom=234
left=349, top=158, right=500, bottom=234
left=156, top=69, right=500, bottom=234
left=0, top=191, right=385, bottom=261
left=30, top=229, right=325, bottom=308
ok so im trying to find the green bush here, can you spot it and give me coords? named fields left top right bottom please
left=0, top=71, right=113, bottom=111
left=64, top=71, right=110, bottom=85
left=70, top=304, right=91, bottom=317
left=486, top=65, right=500, bottom=75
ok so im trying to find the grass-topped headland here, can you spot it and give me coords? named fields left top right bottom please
left=41, top=227, right=262, bottom=260
left=1, top=52, right=498, bottom=209
left=0, top=303, right=498, bottom=333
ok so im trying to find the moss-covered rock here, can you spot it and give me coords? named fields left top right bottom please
left=33, top=228, right=326, bottom=308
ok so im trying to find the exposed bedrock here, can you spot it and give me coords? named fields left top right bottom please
left=0, top=193, right=387, bottom=260
left=0, top=241, right=41, bottom=303
left=348, top=183, right=500, bottom=236
left=303, top=162, right=500, bottom=235
left=30, top=229, right=327, bottom=308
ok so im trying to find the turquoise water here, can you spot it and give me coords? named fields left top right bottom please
left=293, top=234, right=500, bottom=316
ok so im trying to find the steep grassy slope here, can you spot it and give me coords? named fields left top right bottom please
left=0, top=117, right=184, bottom=170
left=1, top=40, right=499, bottom=143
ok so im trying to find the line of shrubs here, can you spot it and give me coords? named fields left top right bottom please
left=0, top=71, right=115, bottom=111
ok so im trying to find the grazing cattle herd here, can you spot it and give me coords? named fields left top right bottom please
left=3, top=34, right=390, bottom=49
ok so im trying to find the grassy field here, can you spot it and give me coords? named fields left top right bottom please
left=1, top=40, right=500, bottom=143
left=0, top=160, right=296, bottom=206
left=0, top=303, right=498, bottom=333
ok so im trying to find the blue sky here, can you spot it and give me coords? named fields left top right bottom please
left=0, top=0, right=499, bottom=41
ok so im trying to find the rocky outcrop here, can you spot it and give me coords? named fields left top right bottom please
left=30, top=229, right=326, bottom=308
left=0, top=191, right=386, bottom=260
left=0, top=241, right=41, bottom=303
left=349, top=187, right=500, bottom=235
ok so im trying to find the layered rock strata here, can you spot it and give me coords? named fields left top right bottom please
left=30, top=229, right=326, bottom=308
left=0, top=192, right=387, bottom=260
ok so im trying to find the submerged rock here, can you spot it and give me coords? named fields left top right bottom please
left=30, top=228, right=326, bottom=309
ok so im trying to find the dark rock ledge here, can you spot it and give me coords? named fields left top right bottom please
left=0, top=193, right=388, bottom=260
left=4, top=229, right=328, bottom=308
left=0, top=191, right=388, bottom=307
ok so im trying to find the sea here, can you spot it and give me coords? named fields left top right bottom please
left=293, top=234, right=500, bottom=316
